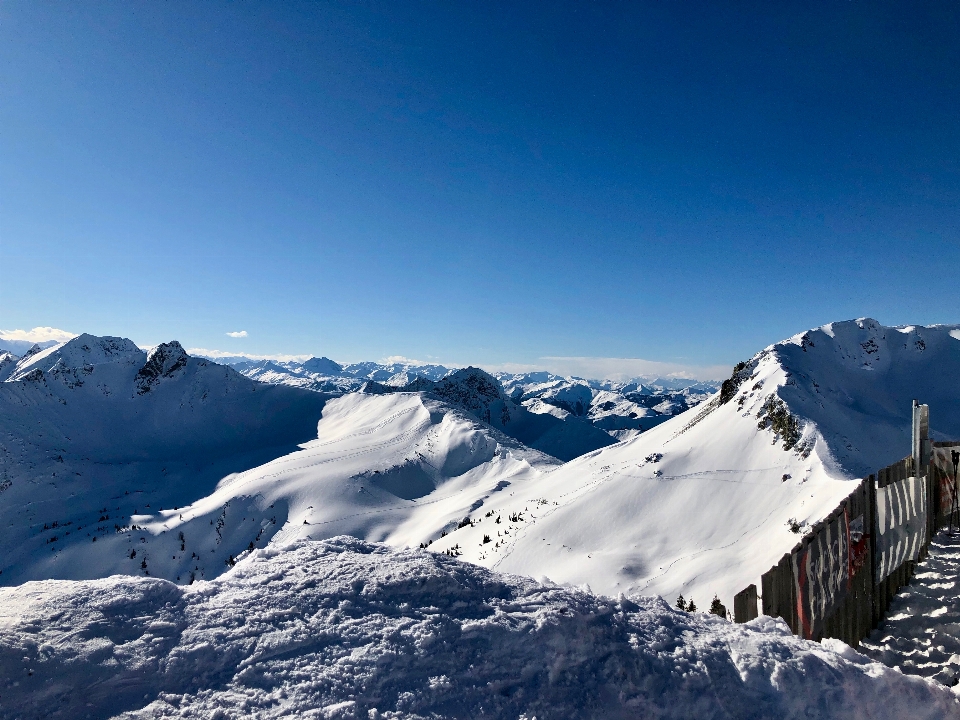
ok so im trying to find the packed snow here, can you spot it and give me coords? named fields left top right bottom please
left=1, top=537, right=956, bottom=720
left=860, top=529, right=960, bottom=687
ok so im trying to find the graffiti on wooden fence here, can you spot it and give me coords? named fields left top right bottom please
left=742, top=402, right=960, bottom=649
left=846, top=508, right=869, bottom=579
left=793, top=510, right=849, bottom=639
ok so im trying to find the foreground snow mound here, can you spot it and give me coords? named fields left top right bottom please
left=1, top=538, right=955, bottom=720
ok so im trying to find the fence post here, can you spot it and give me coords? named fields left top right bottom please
left=734, top=584, right=758, bottom=623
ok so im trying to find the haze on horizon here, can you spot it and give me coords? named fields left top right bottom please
left=2, top=2, right=959, bottom=371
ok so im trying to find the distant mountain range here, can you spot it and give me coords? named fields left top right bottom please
left=208, top=354, right=719, bottom=443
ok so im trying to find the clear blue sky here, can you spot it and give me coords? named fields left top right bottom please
left=2, top=2, right=959, bottom=374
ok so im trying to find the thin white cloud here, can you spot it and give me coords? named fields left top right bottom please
left=485, top=356, right=729, bottom=382
left=381, top=355, right=429, bottom=366
left=0, top=326, right=78, bottom=343
left=187, top=347, right=312, bottom=363
left=226, top=330, right=248, bottom=338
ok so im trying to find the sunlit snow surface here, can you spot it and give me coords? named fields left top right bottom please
left=7, top=319, right=960, bottom=612
left=1, top=537, right=957, bottom=720
left=861, top=530, right=960, bottom=687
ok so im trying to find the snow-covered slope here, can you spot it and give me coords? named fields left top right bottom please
left=412, top=367, right=617, bottom=461
left=351, top=367, right=617, bottom=461
left=0, top=373, right=559, bottom=585
left=0, top=351, right=17, bottom=381
left=6, top=320, right=959, bottom=617
left=421, top=319, right=960, bottom=610
left=0, top=335, right=330, bottom=584
left=2, top=536, right=956, bottom=720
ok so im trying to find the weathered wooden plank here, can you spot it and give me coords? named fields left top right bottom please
left=734, top=584, right=758, bottom=623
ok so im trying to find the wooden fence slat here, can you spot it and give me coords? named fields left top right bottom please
left=737, top=445, right=948, bottom=650
left=734, top=584, right=758, bottom=623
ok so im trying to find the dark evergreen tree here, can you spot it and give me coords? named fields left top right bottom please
left=709, top=595, right=727, bottom=617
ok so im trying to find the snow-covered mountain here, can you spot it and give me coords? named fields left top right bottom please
left=5, top=319, right=959, bottom=616
left=0, top=337, right=574, bottom=586
left=0, top=334, right=330, bottom=584
left=497, top=372, right=717, bottom=441
left=426, top=319, right=960, bottom=609
left=214, top=353, right=719, bottom=445
left=214, top=356, right=459, bottom=402
left=0, top=337, right=61, bottom=357
left=360, top=366, right=618, bottom=461
left=3, top=320, right=960, bottom=716
left=2, top=536, right=955, bottom=720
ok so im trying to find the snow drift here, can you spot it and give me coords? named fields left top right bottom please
left=0, top=536, right=955, bottom=720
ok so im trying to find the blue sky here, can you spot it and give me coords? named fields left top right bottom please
left=2, top=2, right=959, bottom=378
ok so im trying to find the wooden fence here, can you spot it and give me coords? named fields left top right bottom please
left=734, top=408, right=960, bottom=649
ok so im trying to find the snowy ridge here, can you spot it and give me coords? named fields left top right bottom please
left=1, top=536, right=956, bottom=720
left=0, top=334, right=330, bottom=584
left=380, top=367, right=618, bottom=461
left=419, top=319, right=960, bottom=610
left=0, top=374, right=559, bottom=585
left=217, top=354, right=720, bottom=445
left=6, top=320, right=959, bottom=613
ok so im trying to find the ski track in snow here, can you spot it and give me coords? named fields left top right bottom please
left=634, top=483, right=806, bottom=593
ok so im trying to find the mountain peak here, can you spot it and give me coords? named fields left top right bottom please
left=9, top=334, right=143, bottom=383
left=135, top=341, right=189, bottom=394
left=431, top=367, right=507, bottom=415
left=302, top=356, right=343, bottom=375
